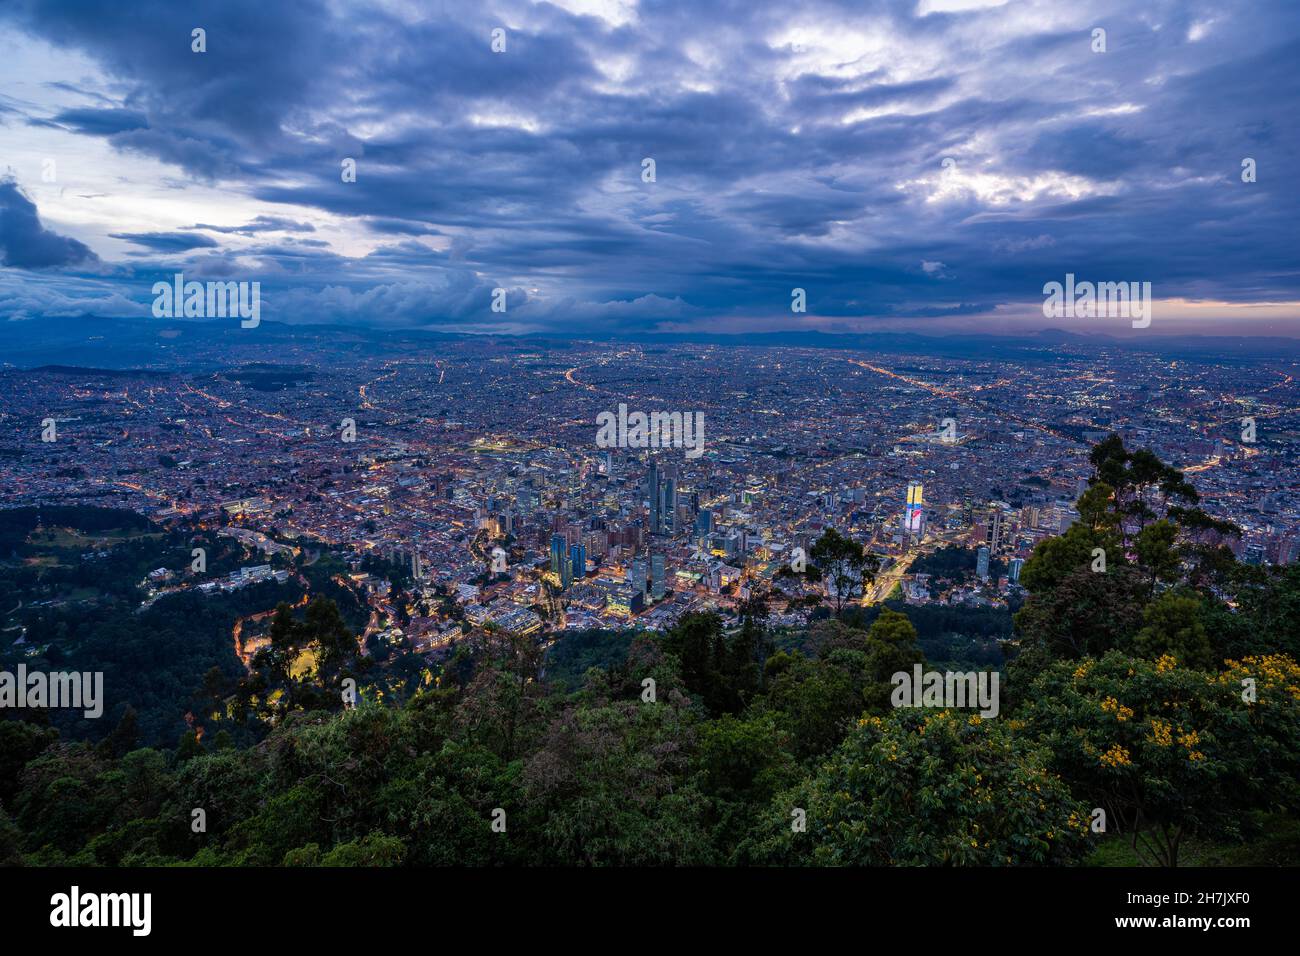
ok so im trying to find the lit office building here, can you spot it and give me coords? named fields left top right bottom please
left=629, top=556, right=648, bottom=596
left=903, top=481, right=925, bottom=535
left=550, top=533, right=567, bottom=576
left=1007, top=557, right=1024, bottom=584
left=647, top=460, right=661, bottom=534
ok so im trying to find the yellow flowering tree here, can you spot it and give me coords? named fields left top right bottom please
left=738, top=709, right=1090, bottom=866
left=1022, top=650, right=1300, bottom=866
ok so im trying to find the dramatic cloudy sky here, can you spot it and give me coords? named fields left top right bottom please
left=0, top=0, right=1296, bottom=337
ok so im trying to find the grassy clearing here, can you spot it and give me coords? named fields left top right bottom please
left=29, top=526, right=163, bottom=550
left=1086, top=812, right=1300, bottom=866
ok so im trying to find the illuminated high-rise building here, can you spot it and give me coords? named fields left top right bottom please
left=550, top=533, right=566, bottom=576
left=903, top=481, right=925, bottom=535
left=986, top=508, right=1003, bottom=552
left=629, top=555, right=648, bottom=595
left=1007, top=557, right=1024, bottom=584
left=647, top=460, right=661, bottom=534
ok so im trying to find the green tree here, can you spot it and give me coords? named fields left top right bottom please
left=860, top=608, right=925, bottom=712
left=809, top=528, right=878, bottom=614
left=97, top=705, right=139, bottom=760
left=1090, top=437, right=1199, bottom=548
left=319, top=831, right=406, bottom=866
left=1129, top=589, right=1213, bottom=669
left=303, top=596, right=359, bottom=679
left=175, top=730, right=203, bottom=765
left=521, top=696, right=713, bottom=865
left=661, top=612, right=761, bottom=715
left=1021, top=650, right=1300, bottom=866
left=0, top=720, right=58, bottom=808
left=1013, top=563, right=1148, bottom=663
left=1134, top=519, right=1180, bottom=592
left=0, top=804, right=21, bottom=866
left=740, top=709, right=1091, bottom=865
left=695, top=712, right=799, bottom=859
left=759, top=649, right=872, bottom=761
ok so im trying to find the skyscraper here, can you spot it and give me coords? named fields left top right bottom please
left=647, top=460, right=661, bottom=534
left=986, top=508, right=1003, bottom=552
left=569, top=542, right=586, bottom=582
left=650, top=553, right=666, bottom=600
left=976, top=545, right=990, bottom=582
left=1007, top=557, right=1024, bottom=584
left=550, top=533, right=566, bottom=576
left=629, top=555, right=648, bottom=596
left=903, top=481, right=924, bottom=535
left=663, top=476, right=677, bottom=533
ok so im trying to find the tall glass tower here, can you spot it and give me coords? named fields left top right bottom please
left=550, top=533, right=566, bottom=575
left=650, top=553, right=666, bottom=599
left=648, top=460, right=661, bottom=534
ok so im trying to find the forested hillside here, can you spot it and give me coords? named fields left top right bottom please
left=2, top=438, right=1298, bottom=866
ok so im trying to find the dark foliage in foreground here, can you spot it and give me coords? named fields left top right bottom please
left=2, top=437, right=1297, bottom=866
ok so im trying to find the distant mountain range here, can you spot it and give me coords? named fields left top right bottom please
left=1, top=315, right=1296, bottom=370
left=563, top=327, right=1300, bottom=361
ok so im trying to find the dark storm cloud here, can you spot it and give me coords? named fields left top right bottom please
left=48, top=107, right=148, bottom=134
left=2, top=0, right=1298, bottom=332
left=196, top=215, right=316, bottom=235
left=109, top=231, right=219, bottom=252
left=3, top=0, right=344, bottom=171
left=0, top=179, right=99, bottom=268
left=363, top=218, right=444, bottom=237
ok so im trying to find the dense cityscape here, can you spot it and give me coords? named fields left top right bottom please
left=3, top=332, right=1296, bottom=665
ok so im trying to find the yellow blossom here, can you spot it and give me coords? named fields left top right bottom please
left=1099, top=744, right=1131, bottom=768
left=1149, top=719, right=1173, bottom=747
left=1101, top=697, right=1134, bottom=721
